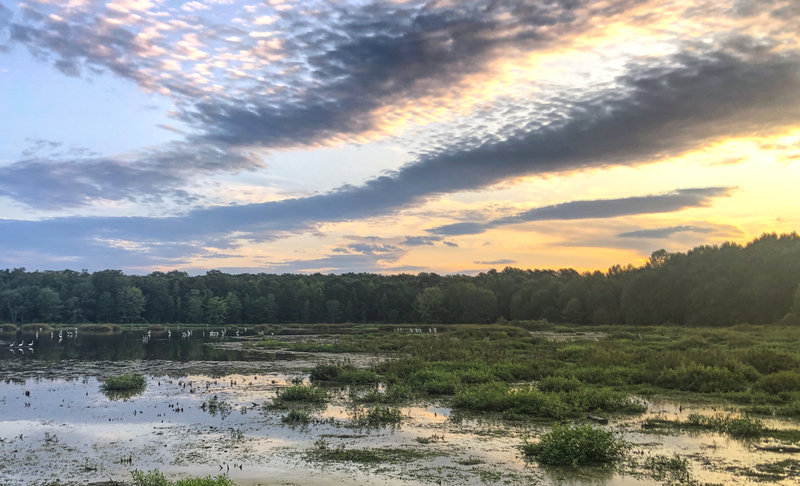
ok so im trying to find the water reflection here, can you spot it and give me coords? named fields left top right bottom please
left=0, top=330, right=265, bottom=362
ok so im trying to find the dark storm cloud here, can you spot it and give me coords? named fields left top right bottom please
left=428, top=188, right=734, bottom=236
left=617, top=225, right=716, bottom=239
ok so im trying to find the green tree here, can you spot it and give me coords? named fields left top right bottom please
left=117, top=286, right=146, bottom=323
left=416, top=286, right=446, bottom=323
left=205, top=296, right=228, bottom=325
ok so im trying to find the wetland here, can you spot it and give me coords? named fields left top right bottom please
left=1, top=322, right=800, bottom=485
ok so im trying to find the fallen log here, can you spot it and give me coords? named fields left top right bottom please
left=753, top=444, right=800, bottom=453
left=585, top=413, right=608, bottom=425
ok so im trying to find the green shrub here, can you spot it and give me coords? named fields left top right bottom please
left=102, top=373, right=146, bottom=391
left=522, top=424, right=626, bottom=466
left=757, top=371, right=800, bottom=394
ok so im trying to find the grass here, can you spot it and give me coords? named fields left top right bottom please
left=451, top=383, right=645, bottom=419
left=522, top=424, right=627, bottom=466
left=201, top=395, right=232, bottom=418
left=282, top=409, right=312, bottom=426
left=351, top=405, right=404, bottom=428
left=306, top=439, right=432, bottom=463
left=131, top=469, right=234, bottom=486
left=310, top=361, right=379, bottom=384
left=642, top=454, right=691, bottom=483
left=78, top=323, right=122, bottom=333
left=102, top=373, right=146, bottom=391
left=643, top=413, right=767, bottom=439
left=274, top=384, right=328, bottom=404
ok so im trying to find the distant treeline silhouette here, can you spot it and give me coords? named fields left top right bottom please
left=1, top=233, right=799, bottom=327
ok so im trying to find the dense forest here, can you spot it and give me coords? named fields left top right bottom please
left=2, top=233, right=799, bottom=327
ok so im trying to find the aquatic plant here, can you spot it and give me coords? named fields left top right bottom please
left=202, top=395, right=233, bottom=418
left=282, top=409, right=312, bottom=426
left=310, top=361, right=379, bottom=384
left=131, top=469, right=234, bottom=486
left=522, top=424, right=626, bottom=466
left=275, top=384, right=328, bottom=403
left=102, top=373, right=146, bottom=391
left=351, top=405, right=403, bottom=428
left=306, top=439, right=430, bottom=463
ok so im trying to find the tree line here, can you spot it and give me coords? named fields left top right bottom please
left=1, top=233, right=799, bottom=327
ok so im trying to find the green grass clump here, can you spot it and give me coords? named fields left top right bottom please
left=453, top=383, right=569, bottom=419
left=351, top=405, right=404, bottom=428
left=254, top=339, right=287, bottom=349
left=643, top=455, right=691, bottom=483
left=643, top=413, right=764, bottom=439
left=310, top=361, right=379, bottom=384
left=282, top=409, right=312, bottom=426
left=522, top=424, right=626, bottom=466
left=131, top=469, right=234, bottom=486
left=275, top=384, right=328, bottom=404
left=306, top=439, right=430, bottom=463
left=102, top=373, right=146, bottom=391
left=687, top=413, right=764, bottom=438
left=353, top=384, right=413, bottom=404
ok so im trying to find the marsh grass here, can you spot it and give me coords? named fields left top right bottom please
left=78, top=323, right=122, bottom=333
left=310, top=361, right=379, bottom=384
left=522, top=424, right=626, bottom=466
left=642, top=454, right=691, bottom=483
left=274, top=384, right=328, bottom=404
left=131, top=469, right=234, bottom=486
left=643, top=414, right=766, bottom=439
left=282, top=409, right=312, bottom=426
left=306, top=439, right=432, bottom=464
left=102, top=373, right=145, bottom=391
left=351, top=405, right=403, bottom=428
left=452, top=383, right=644, bottom=419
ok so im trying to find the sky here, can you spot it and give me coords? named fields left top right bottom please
left=0, top=0, right=798, bottom=275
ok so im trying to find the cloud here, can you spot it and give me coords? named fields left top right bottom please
left=402, top=235, right=443, bottom=246
left=0, top=143, right=260, bottom=209
left=428, top=187, right=734, bottom=236
left=617, top=225, right=716, bottom=239
left=474, top=259, right=515, bottom=265
left=2, top=43, right=799, bottom=270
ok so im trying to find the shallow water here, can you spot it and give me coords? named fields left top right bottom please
left=1, top=332, right=798, bottom=485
